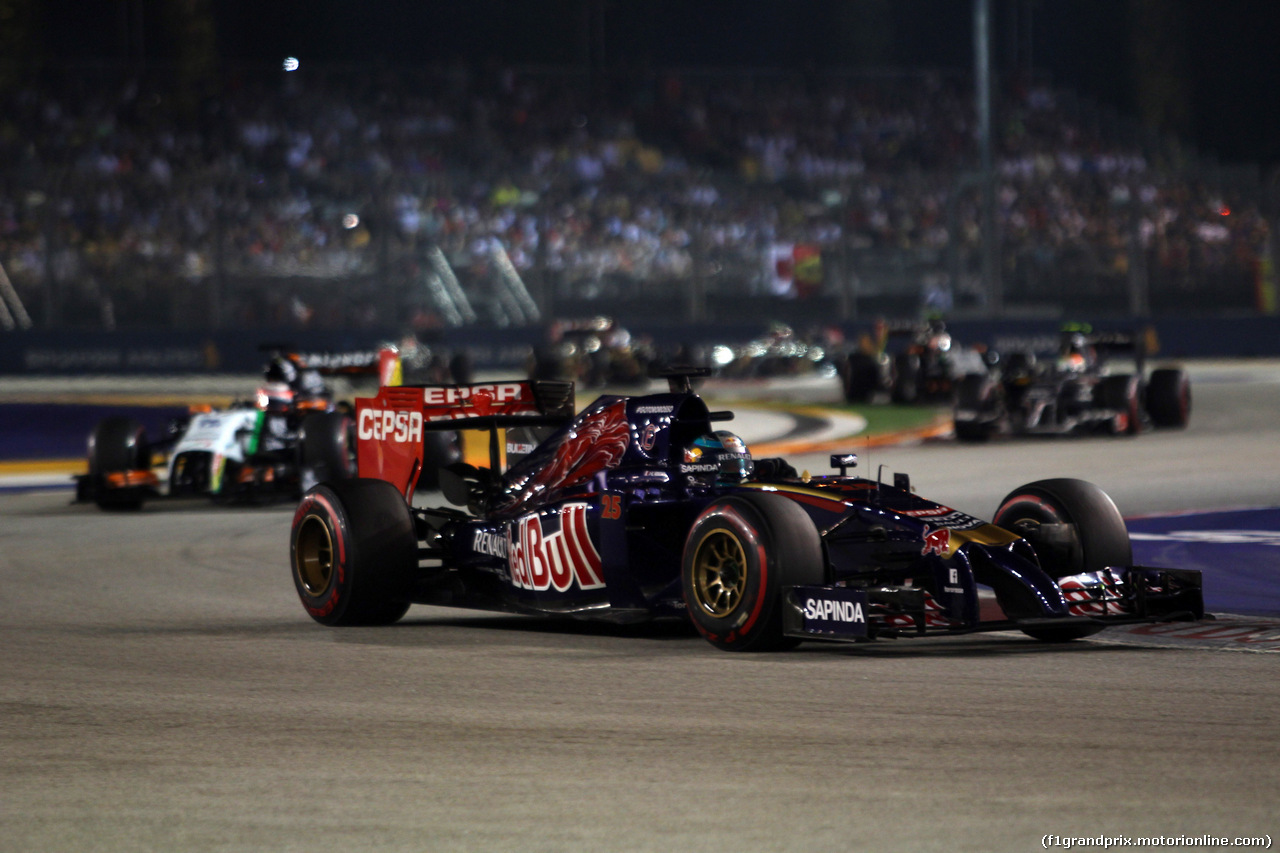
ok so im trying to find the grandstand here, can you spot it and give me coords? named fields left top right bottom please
left=0, top=60, right=1272, bottom=335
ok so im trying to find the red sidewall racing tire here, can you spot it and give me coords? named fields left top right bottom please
left=291, top=478, right=416, bottom=626
left=994, top=477, right=1132, bottom=578
left=1146, top=367, right=1191, bottom=428
left=993, top=478, right=1133, bottom=642
left=681, top=492, right=824, bottom=652
left=1098, top=374, right=1142, bottom=436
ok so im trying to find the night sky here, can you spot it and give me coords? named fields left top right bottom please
left=26, top=0, right=1280, bottom=169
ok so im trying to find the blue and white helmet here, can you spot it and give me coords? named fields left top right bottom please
left=683, top=430, right=754, bottom=484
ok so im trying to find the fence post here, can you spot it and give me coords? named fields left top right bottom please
left=1125, top=188, right=1150, bottom=316
left=973, top=0, right=1002, bottom=316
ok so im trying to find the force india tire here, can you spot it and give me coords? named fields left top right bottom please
left=297, top=412, right=356, bottom=494
left=88, top=416, right=149, bottom=510
left=681, top=492, right=825, bottom=652
left=993, top=478, right=1133, bottom=642
left=291, top=478, right=416, bottom=626
left=1146, top=367, right=1191, bottom=428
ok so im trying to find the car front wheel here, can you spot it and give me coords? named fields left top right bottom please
left=681, top=492, right=825, bottom=651
left=994, top=478, right=1132, bottom=642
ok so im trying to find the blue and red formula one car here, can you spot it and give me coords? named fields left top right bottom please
left=289, top=369, right=1203, bottom=651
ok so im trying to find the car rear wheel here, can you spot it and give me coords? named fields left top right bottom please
left=1146, top=367, right=1191, bottom=428
left=88, top=416, right=150, bottom=510
left=841, top=352, right=883, bottom=403
left=291, top=478, right=416, bottom=626
left=417, top=430, right=464, bottom=491
left=297, top=412, right=356, bottom=494
left=681, top=492, right=825, bottom=651
left=890, top=353, right=920, bottom=404
left=993, top=478, right=1132, bottom=642
left=953, top=373, right=999, bottom=442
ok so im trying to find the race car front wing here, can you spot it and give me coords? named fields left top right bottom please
left=782, top=566, right=1204, bottom=642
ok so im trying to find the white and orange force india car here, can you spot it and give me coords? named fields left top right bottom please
left=289, top=371, right=1203, bottom=651
left=77, top=346, right=461, bottom=511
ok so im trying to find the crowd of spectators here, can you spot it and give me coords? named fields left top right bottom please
left=0, top=61, right=1269, bottom=329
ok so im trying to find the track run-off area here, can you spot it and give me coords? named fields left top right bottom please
left=2, top=361, right=1278, bottom=851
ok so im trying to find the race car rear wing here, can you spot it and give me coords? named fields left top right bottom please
left=1083, top=331, right=1143, bottom=355
left=355, top=380, right=575, bottom=498
left=1081, top=330, right=1149, bottom=374
left=260, top=343, right=404, bottom=386
left=1062, top=325, right=1160, bottom=369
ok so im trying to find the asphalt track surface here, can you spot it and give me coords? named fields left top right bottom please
left=3, top=364, right=1279, bottom=852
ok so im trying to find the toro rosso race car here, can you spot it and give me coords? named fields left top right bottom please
left=77, top=346, right=461, bottom=510
left=289, top=369, right=1203, bottom=651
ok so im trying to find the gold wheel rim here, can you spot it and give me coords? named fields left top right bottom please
left=691, top=529, right=748, bottom=618
left=295, top=514, right=335, bottom=596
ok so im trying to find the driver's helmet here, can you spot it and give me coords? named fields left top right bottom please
left=1057, top=332, right=1090, bottom=372
left=1057, top=352, right=1086, bottom=372
left=263, top=355, right=299, bottom=386
left=917, top=319, right=951, bottom=352
left=256, top=381, right=295, bottom=412
left=683, top=430, right=754, bottom=484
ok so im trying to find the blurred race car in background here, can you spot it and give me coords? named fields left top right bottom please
left=953, top=326, right=1191, bottom=442
left=529, top=316, right=655, bottom=388
left=839, top=319, right=991, bottom=404
left=288, top=368, right=1203, bottom=651
left=76, top=345, right=462, bottom=510
left=390, top=331, right=474, bottom=386
left=708, top=322, right=847, bottom=380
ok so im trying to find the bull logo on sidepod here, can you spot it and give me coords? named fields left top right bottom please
left=921, top=524, right=952, bottom=557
